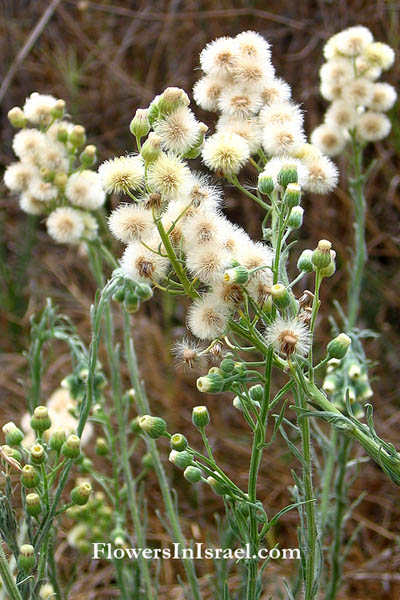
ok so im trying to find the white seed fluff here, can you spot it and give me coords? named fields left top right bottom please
left=108, top=204, right=155, bottom=243
left=66, top=170, right=106, bottom=210
left=47, top=207, right=85, bottom=244
left=202, top=132, right=250, bottom=175
left=187, top=294, right=231, bottom=340
left=147, top=153, right=193, bottom=201
left=98, top=155, right=145, bottom=194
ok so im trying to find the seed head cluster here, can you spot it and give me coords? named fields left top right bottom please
left=311, top=26, right=396, bottom=154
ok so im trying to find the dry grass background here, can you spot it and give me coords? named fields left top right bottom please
left=0, top=1, right=399, bottom=598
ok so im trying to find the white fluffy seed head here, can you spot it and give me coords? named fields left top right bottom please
left=185, top=242, right=231, bottom=284
left=259, top=77, right=292, bottom=106
left=200, top=36, right=238, bottom=76
left=218, top=85, right=263, bottom=118
left=98, top=155, right=145, bottom=194
left=23, top=93, right=58, bottom=126
left=66, top=170, right=106, bottom=210
left=202, top=132, right=250, bottom=175
left=235, top=30, right=271, bottom=63
left=240, top=241, right=274, bottom=286
left=12, top=129, right=46, bottom=162
left=231, top=55, right=271, bottom=88
left=262, top=122, right=306, bottom=156
left=356, top=111, right=392, bottom=142
left=220, top=221, right=251, bottom=259
left=310, top=124, right=346, bottom=157
left=216, top=115, right=262, bottom=155
left=265, top=316, right=311, bottom=357
left=19, top=194, right=46, bottom=215
left=154, top=107, right=200, bottom=154
left=302, top=155, right=339, bottom=195
left=80, top=212, right=99, bottom=240
left=355, top=55, right=382, bottom=80
left=29, top=179, right=58, bottom=202
left=320, top=81, right=344, bottom=102
left=335, top=26, right=374, bottom=57
left=319, top=58, right=353, bottom=86
left=187, top=294, right=230, bottom=340
left=181, top=211, right=225, bottom=248
left=259, top=101, right=304, bottom=129
left=4, top=162, right=39, bottom=192
left=120, top=240, right=169, bottom=283
left=364, top=42, right=395, bottom=70
left=147, top=153, right=193, bottom=201
left=325, top=100, right=358, bottom=129
left=47, top=207, right=85, bottom=244
left=193, top=75, right=224, bottom=112
left=368, top=83, right=397, bottom=112
left=342, top=78, right=374, bottom=107
left=108, top=204, right=154, bottom=243
left=39, top=139, right=68, bottom=172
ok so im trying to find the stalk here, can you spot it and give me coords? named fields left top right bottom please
left=0, top=543, right=23, bottom=600
left=122, top=311, right=201, bottom=600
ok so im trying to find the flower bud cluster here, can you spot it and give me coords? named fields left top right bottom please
left=311, top=26, right=396, bottom=154
left=4, top=93, right=105, bottom=244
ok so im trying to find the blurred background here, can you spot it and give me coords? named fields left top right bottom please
left=0, top=1, right=399, bottom=598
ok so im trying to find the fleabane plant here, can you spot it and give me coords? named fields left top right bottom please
left=4, top=92, right=105, bottom=244
left=102, top=30, right=400, bottom=600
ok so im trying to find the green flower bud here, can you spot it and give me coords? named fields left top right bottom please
left=7, top=107, right=26, bottom=128
left=31, top=406, right=51, bottom=433
left=170, top=433, right=188, bottom=452
left=196, top=374, right=224, bottom=394
left=40, top=583, right=54, bottom=600
left=26, top=492, right=42, bottom=517
left=158, top=87, right=189, bottom=114
left=319, top=251, right=336, bottom=278
left=79, top=144, right=97, bottom=166
left=207, top=474, right=227, bottom=496
left=2, top=422, right=24, bottom=446
left=62, top=434, right=81, bottom=459
left=130, top=108, right=150, bottom=139
left=3, top=445, right=22, bottom=463
left=57, top=126, right=69, bottom=143
left=233, top=361, right=247, bottom=375
left=95, top=437, right=109, bottom=456
left=184, top=466, right=202, bottom=483
left=130, top=416, right=142, bottom=436
left=208, top=367, right=223, bottom=376
left=50, top=99, right=65, bottom=119
left=136, top=283, right=153, bottom=301
left=112, top=286, right=126, bottom=303
left=111, top=527, right=126, bottom=547
left=220, top=358, right=235, bottom=374
left=249, top=384, right=264, bottom=404
left=169, top=450, right=193, bottom=469
left=68, top=125, right=86, bottom=148
left=139, top=415, right=167, bottom=439
left=223, top=266, right=249, bottom=285
left=79, top=457, right=93, bottom=473
left=18, top=544, right=35, bottom=572
left=141, top=132, right=161, bottom=163
left=348, top=363, right=362, bottom=379
left=21, top=465, right=40, bottom=489
left=297, top=249, right=313, bottom=273
left=142, top=452, right=153, bottom=469
left=258, top=173, right=274, bottom=195
left=322, top=375, right=337, bottom=394
left=71, top=481, right=92, bottom=506
left=232, top=396, right=261, bottom=412
left=312, top=239, right=332, bottom=269
left=192, top=406, right=210, bottom=430
left=54, top=172, right=68, bottom=189
left=283, top=183, right=301, bottom=207
left=30, top=443, right=46, bottom=465
left=277, top=163, right=298, bottom=187
left=124, top=291, right=140, bottom=313
left=147, top=96, right=160, bottom=124
left=49, top=427, right=66, bottom=452
left=270, top=284, right=291, bottom=310
left=327, top=333, right=351, bottom=360
left=287, top=206, right=304, bottom=229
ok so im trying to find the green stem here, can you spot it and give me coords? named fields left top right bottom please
left=0, top=543, right=23, bottom=600
left=122, top=311, right=201, bottom=600
left=325, top=437, right=351, bottom=600
left=319, top=428, right=337, bottom=533
left=347, top=137, right=366, bottom=329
